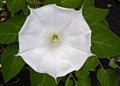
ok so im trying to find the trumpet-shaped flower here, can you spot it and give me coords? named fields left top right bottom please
left=17, top=4, right=93, bottom=79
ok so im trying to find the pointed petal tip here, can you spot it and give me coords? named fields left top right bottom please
left=15, top=53, right=20, bottom=57
left=91, top=53, right=97, bottom=57
left=27, top=5, right=34, bottom=11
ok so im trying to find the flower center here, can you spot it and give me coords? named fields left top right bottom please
left=51, top=34, right=59, bottom=42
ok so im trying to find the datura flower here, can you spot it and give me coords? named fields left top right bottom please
left=17, top=4, right=93, bottom=79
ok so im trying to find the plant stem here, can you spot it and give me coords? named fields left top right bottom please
left=96, top=57, right=105, bottom=70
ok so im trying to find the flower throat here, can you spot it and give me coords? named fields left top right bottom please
left=51, top=34, right=59, bottom=42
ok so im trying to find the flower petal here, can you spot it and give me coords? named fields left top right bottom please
left=62, top=9, right=92, bottom=53
left=18, top=13, right=46, bottom=53
left=55, top=44, right=92, bottom=77
left=64, top=32, right=92, bottom=54
left=29, top=4, right=79, bottom=30
left=18, top=43, right=92, bottom=78
left=17, top=4, right=93, bottom=79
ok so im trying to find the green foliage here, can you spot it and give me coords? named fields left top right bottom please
left=58, top=0, right=84, bottom=9
left=76, top=74, right=91, bottom=86
left=45, top=0, right=84, bottom=9
left=75, top=56, right=98, bottom=86
left=0, top=0, right=120, bottom=86
left=0, top=16, right=25, bottom=44
left=83, top=4, right=120, bottom=58
left=0, top=1, right=4, bottom=7
left=83, top=0, right=95, bottom=9
left=0, top=22, right=18, bottom=44
left=97, top=69, right=118, bottom=86
left=65, top=76, right=74, bottom=86
left=6, top=0, right=26, bottom=14
left=83, top=7, right=108, bottom=24
left=100, top=19, right=109, bottom=28
left=26, top=0, right=41, bottom=5
left=21, top=6, right=30, bottom=16
left=76, top=56, right=98, bottom=74
left=1, top=43, right=25, bottom=83
left=26, top=0, right=45, bottom=8
left=91, top=23, right=120, bottom=58
left=109, top=58, right=117, bottom=68
left=44, top=0, right=57, bottom=5
left=30, top=69, right=56, bottom=86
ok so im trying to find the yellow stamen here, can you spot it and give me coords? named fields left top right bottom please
left=51, top=34, right=59, bottom=42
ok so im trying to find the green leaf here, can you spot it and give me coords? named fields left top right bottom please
left=83, top=7, right=108, bottom=25
left=44, top=0, right=57, bottom=5
left=91, top=23, right=120, bottom=58
left=109, top=58, right=117, bottom=68
left=0, top=22, right=18, bottom=44
left=65, top=76, right=73, bottom=86
left=0, top=2, right=4, bottom=7
left=100, top=19, right=109, bottom=28
left=1, top=43, right=25, bottom=83
left=76, top=56, right=98, bottom=76
left=30, top=69, right=56, bottom=86
left=0, top=16, right=24, bottom=44
left=8, top=16, right=25, bottom=26
left=76, top=74, right=91, bottom=86
left=82, top=56, right=98, bottom=71
left=22, top=6, right=30, bottom=16
left=44, top=0, right=84, bottom=9
left=97, top=69, right=118, bottom=86
left=27, top=0, right=43, bottom=8
left=58, top=0, right=84, bottom=9
left=6, top=0, right=26, bottom=14
left=83, top=0, right=94, bottom=9
left=75, top=56, right=98, bottom=86
left=26, top=0, right=42, bottom=5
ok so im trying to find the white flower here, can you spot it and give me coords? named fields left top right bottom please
left=17, top=4, right=93, bottom=79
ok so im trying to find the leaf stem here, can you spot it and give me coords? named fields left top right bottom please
left=96, top=57, right=104, bottom=70
left=70, top=73, right=77, bottom=86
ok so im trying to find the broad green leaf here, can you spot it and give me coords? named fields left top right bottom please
left=83, top=0, right=94, bottom=9
left=22, top=6, right=30, bottom=16
left=76, top=56, right=98, bottom=76
left=8, top=16, right=25, bottom=26
left=65, top=76, right=73, bottom=86
left=30, top=69, right=56, bottom=86
left=75, top=56, right=98, bottom=86
left=56, top=76, right=67, bottom=86
left=0, top=2, right=4, bottom=7
left=83, top=7, right=108, bottom=25
left=44, top=0, right=56, bottom=5
left=82, top=56, right=98, bottom=71
left=97, top=69, right=118, bottom=86
left=0, top=16, right=24, bottom=44
left=76, top=74, right=91, bottom=86
left=0, top=22, right=18, bottom=44
left=26, top=0, right=42, bottom=5
left=1, top=43, right=25, bottom=83
left=6, top=0, right=26, bottom=14
left=100, top=19, right=109, bottom=28
left=58, top=0, right=84, bottom=9
left=44, top=0, right=84, bottom=9
left=91, top=23, right=120, bottom=58
left=27, top=0, right=43, bottom=8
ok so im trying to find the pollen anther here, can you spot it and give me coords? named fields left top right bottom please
left=51, top=34, right=59, bottom=42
